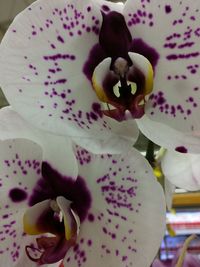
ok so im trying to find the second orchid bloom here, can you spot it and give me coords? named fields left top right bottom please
left=0, top=107, right=165, bottom=267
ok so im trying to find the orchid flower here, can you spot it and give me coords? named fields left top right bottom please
left=1, top=0, right=200, bottom=153
left=161, top=149, right=200, bottom=191
left=0, top=106, right=165, bottom=267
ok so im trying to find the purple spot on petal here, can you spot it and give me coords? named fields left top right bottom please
left=102, top=5, right=110, bottom=12
left=88, top=213, right=95, bottom=222
left=9, top=188, right=27, bottom=202
left=87, top=6, right=91, bottom=12
left=165, top=5, right=172, bottom=14
left=175, top=146, right=188, bottom=153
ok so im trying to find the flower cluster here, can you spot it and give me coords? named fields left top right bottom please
left=0, top=0, right=200, bottom=266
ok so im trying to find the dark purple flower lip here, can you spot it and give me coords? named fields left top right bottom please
left=84, top=11, right=158, bottom=121
left=99, top=57, right=147, bottom=121
left=26, top=235, right=75, bottom=265
left=24, top=197, right=79, bottom=265
left=102, top=94, right=145, bottom=121
left=24, top=162, right=91, bottom=265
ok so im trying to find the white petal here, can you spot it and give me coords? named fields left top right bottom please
left=0, top=139, right=43, bottom=265
left=162, top=150, right=200, bottom=191
left=41, top=135, right=78, bottom=180
left=72, top=118, right=139, bottom=154
left=0, top=139, right=43, bottom=208
left=124, top=0, right=200, bottom=147
left=0, top=0, right=139, bottom=150
left=136, top=114, right=200, bottom=153
left=0, top=207, right=42, bottom=267
left=0, top=0, right=119, bottom=140
left=64, top=146, right=165, bottom=267
left=0, top=107, right=78, bottom=178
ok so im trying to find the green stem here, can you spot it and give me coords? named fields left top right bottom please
left=145, top=140, right=155, bottom=165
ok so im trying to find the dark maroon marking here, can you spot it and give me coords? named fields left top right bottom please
left=166, top=52, right=199, bottom=60
left=87, top=6, right=91, bottom=12
left=43, top=54, right=75, bottom=61
left=101, top=5, right=110, bottom=12
left=90, top=112, right=98, bottom=120
left=29, top=162, right=92, bottom=222
left=165, top=5, right=172, bottom=14
left=88, top=213, right=95, bottom=222
left=9, top=188, right=27, bottom=202
left=130, top=38, right=160, bottom=71
left=26, top=235, right=73, bottom=265
left=83, top=43, right=106, bottom=81
left=175, top=146, right=188, bottom=153
left=99, top=11, right=132, bottom=62
left=92, top=103, right=103, bottom=118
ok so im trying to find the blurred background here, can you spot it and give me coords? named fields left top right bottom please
left=0, top=0, right=200, bottom=263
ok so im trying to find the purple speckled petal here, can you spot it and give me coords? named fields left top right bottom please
left=15, top=253, right=62, bottom=267
left=0, top=139, right=43, bottom=265
left=0, top=0, right=100, bottom=137
left=0, top=205, right=56, bottom=267
left=161, top=150, right=200, bottom=191
left=0, top=107, right=78, bottom=178
left=124, top=0, right=200, bottom=150
left=0, top=0, right=130, bottom=145
left=0, top=139, right=66, bottom=266
left=0, top=139, right=43, bottom=207
left=63, top=146, right=165, bottom=267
